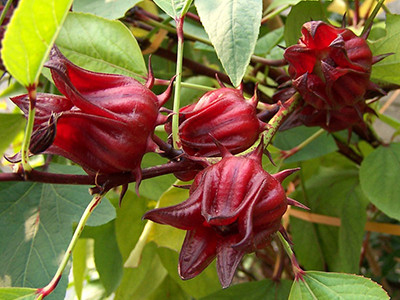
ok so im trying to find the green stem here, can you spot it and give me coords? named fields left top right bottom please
left=277, top=231, right=305, bottom=281
left=21, top=85, right=37, bottom=173
left=0, top=0, right=13, bottom=25
left=281, top=128, right=325, bottom=159
left=172, top=16, right=186, bottom=149
left=155, top=79, right=215, bottom=92
left=36, top=195, right=103, bottom=299
left=277, top=231, right=294, bottom=258
left=181, top=81, right=215, bottom=91
left=264, top=92, right=302, bottom=146
left=261, top=4, right=290, bottom=24
left=361, top=0, right=385, bottom=37
left=143, top=18, right=211, bottom=46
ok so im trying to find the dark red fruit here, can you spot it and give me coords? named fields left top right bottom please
left=11, top=47, right=173, bottom=180
left=175, top=87, right=266, bottom=157
left=284, top=21, right=375, bottom=110
left=143, top=142, right=302, bottom=287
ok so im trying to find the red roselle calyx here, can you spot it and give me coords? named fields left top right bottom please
left=171, top=87, right=267, bottom=157
left=11, top=47, right=173, bottom=181
left=284, top=21, right=380, bottom=111
left=143, top=142, right=305, bottom=288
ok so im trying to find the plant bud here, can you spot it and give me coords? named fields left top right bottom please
left=144, top=143, right=303, bottom=287
left=284, top=21, right=374, bottom=110
left=11, top=47, right=173, bottom=179
left=177, top=87, right=266, bottom=157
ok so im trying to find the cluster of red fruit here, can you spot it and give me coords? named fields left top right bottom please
left=10, top=21, right=382, bottom=287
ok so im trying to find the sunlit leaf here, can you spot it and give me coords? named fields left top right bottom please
left=0, top=287, right=37, bottom=300
left=1, top=0, right=73, bottom=86
left=114, top=242, right=167, bottom=300
left=0, top=113, right=25, bottom=156
left=72, top=239, right=87, bottom=300
left=56, top=12, right=146, bottom=80
left=81, top=221, right=123, bottom=295
left=195, top=0, right=263, bottom=86
left=153, top=0, right=193, bottom=18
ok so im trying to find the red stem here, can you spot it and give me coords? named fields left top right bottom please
left=0, top=159, right=204, bottom=193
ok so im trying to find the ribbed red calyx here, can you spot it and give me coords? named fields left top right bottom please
left=284, top=21, right=373, bottom=111
left=176, top=87, right=266, bottom=157
left=11, top=47, right=172, bottom=178
left=143, top=143, right=300, bottom=288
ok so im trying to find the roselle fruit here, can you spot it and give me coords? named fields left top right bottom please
left=11, top=47, right=173, bottom=179
left=174, top=87, right=266, bottom=157
left=284, top=21, right=377, bottom=111
left=143, top=142, right=304, bottom=287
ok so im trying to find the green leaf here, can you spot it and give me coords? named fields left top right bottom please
left=265, top=0, right=301, bottom=13
left=273, top=126, right=337, bottom=163
left=195, top=0, right=263, bottom=87
left=73, top=0, right=141, bottom=20
left=147, top=186, right=188, bottom=251
left=199, top=279, right=292, bottom=300
left=147, top=275, right=189, bottom=300
left=140, top=152, right=176, bottom=200
left=81, top=221, right=123, bottom=295
left=114, top=190, right=149, bottom=262
left=0, top=165, right=115, bottom=300
left=370, top=14, right=400, bottom=85
left=0, top=113, right=25, bottom=156
left=153, top=0, right=193, bottom=18
left=254, top=27, right=284, bottom=56
left=56, top=12, right=146, bottom=80
left=360, top=143, right=400, bottom=221
left=1, top=0, right=73, bottom=86
left=0, top=287, right=37, bottom=300
left=289, top=271, right=389, bottom=300
left=114, top=242, right=167, bottom=300
left=72, top=239, right=87, bottom=300
left=291, top=167, right=368, bottom=273
left=157, top=247, right=220, bottom=298
left=180, top=76, right=215, bottom=107
left=284, top=1, right=327, bottom=46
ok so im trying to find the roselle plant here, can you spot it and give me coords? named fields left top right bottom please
left=0, top=0, right=399, bottom=300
